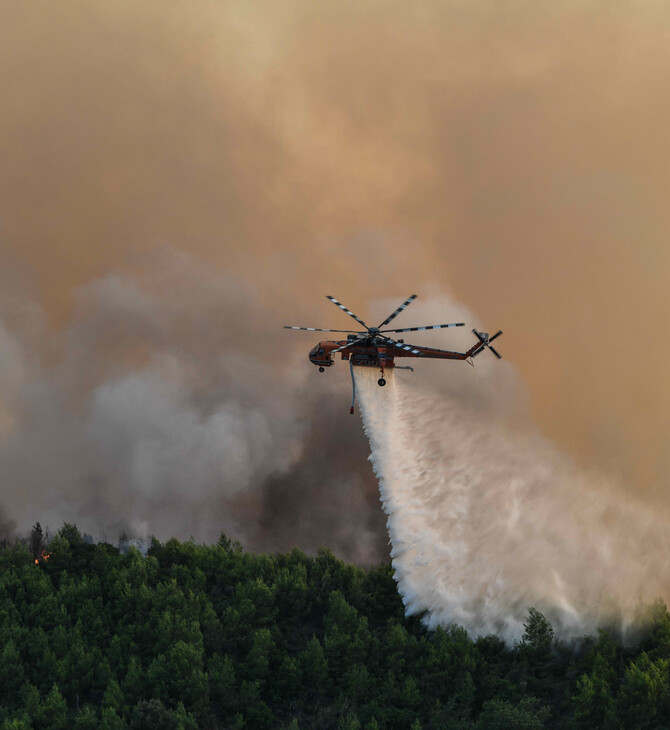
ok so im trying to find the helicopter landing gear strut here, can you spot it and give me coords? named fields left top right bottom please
left=378, top=362, right=386, bottom=386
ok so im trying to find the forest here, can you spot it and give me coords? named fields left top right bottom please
left=0, top=523, right=668, bottom=729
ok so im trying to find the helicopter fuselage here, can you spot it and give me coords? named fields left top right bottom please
left=290, top=293, right=502, bottom=408
left=308, top=336, right=478, bottom=371
left=309, top=338, right=397, bottom=370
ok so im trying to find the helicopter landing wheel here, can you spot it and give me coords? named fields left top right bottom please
left=319, top=367, right=325, bottom=373
left=378, top=378, right=386, bottom=386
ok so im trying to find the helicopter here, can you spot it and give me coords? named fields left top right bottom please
left=285, top=295, right=503, bottom=413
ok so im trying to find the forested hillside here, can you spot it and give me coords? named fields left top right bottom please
left=0, top=524, right=668, bottom=729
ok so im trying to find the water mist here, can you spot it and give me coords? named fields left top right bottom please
left=355, top=366, right=670, bottom=642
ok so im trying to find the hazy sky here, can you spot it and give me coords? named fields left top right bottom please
left=1, top=0, right=669, bottom=552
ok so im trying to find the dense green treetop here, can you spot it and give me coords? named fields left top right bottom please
left=0, top=524, right=668, bottom=728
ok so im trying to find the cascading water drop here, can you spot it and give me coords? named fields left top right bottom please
left=355, top=365, right=670, bottom=642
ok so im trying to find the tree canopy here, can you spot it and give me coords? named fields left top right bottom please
left=0, top=524, right=667, bottom=728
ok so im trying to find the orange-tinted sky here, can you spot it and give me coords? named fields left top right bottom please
left=2, top=0, right=670, bottom=504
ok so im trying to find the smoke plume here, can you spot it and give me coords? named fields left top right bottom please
left=0, top=252, right=385, bottom=561
left=1, top=0, right=670, bottom=579
left=2, top=0, right=670, bottom=498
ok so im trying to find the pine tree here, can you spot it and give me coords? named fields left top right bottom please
left=29, top=522, right=44, bottom=560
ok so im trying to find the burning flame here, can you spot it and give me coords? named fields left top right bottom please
left=34, top=551, right=51, bottom=564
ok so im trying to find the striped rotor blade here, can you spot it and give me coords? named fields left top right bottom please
left=488, top=346, right=502, bottom=359
left=381, top=322, right=464, bottom=334
left=382, top=337, right=423, bottom=356
left=326, top=296, right=369, bottom=329
left=377, top=294, right=417, bottom=328
left=284, top=326, right=362, bottom=332
left=330, top=336, right=368, bottom=354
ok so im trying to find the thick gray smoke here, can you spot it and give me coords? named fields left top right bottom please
left=0, top=252, right=386, bottom=561
left=3, top=0, right=670, bottom=556
left=356, top=360, right=670, bottom=642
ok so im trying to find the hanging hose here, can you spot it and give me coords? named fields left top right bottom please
left=349, top=359, right=356, bottom=414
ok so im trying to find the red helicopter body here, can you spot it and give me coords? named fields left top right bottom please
left=286, top=295, right=503, bottom=413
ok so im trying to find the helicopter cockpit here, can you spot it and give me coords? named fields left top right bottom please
left=308, top=343, right=333, bottom=370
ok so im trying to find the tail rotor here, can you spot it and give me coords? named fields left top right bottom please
left=471, top=329, right=503, bottom=359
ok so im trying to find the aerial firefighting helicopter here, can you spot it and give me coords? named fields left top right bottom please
left=285, top=294, right=503, bottom=413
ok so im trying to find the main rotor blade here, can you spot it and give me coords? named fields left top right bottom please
left=380, top=322, right=465, bottom=333
left=488, top=330, right=503, bottom=343
left=377, top=294, right=417, bottom=328
left=326, top=296, right=369, bottom=330
left=381, top=336, right=423, bottom=355
left=488, top=346, right=502, bottom=359
left=330, top=336, right=368, bottom=354
left=284, top=326, right=363, bottom=332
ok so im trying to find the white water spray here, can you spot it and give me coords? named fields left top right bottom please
left=356, top=366, right=670, bottom=642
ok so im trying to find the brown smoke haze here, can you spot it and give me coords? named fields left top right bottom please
left=1, top=1, right=670, bottom=559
